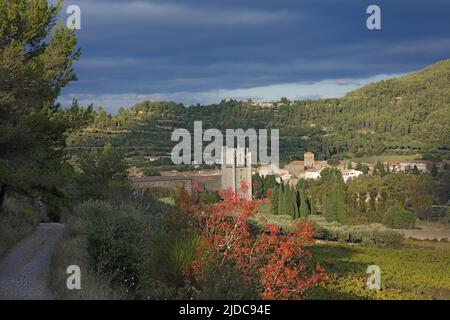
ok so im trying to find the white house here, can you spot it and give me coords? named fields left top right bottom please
left=398, top=162, right=428, bottom=172
left=342, top=169, right=363, bottom=183
left=304, top=171, right=321, bottom=180
left=257, top=164, right=280, bottom=177
left=275, top=169, right=293, bottom=184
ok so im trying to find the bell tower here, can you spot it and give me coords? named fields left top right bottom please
left=221, top=146, right=252, bottom=199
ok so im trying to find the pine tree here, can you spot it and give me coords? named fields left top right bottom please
left=0, top=0, right=80, bottom=207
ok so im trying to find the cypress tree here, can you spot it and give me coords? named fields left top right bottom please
left=374, top=161, right=386, bottom=177
left=309, top=195, right=317, bottom=216
left=278, top=185, right=285, bottom=216
left=266, top=175, right=277, bottom=190
left=323, top=191, right=336, bottom=222
left=269, top=187, right=279, bottom=215
left=336, top=183, right=347, bottom=224
left=299, top=189, right=309, bottom=218
left=292, top=188, right=300, bottom=219
left=359, top=192, right=367, bottom=212
left=285, top=186, right=295, bottom=218
left=281, top=185, right=287, bottom=217
left=431, top=162, right=438, bottom=177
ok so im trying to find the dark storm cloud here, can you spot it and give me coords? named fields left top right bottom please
left=59, top=0, right=450, bottom=111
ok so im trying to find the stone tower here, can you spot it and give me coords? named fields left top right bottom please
left=221, top=146, right=252, bottom=199
left=304, top=152, right=315, bottom=168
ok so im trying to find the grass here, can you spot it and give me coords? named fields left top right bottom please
left=49, top=214, right=121, bottom=300
left=305, top=240, right=450, bottom=300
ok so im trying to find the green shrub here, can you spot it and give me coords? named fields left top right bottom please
left=199, top=192, right=221, bottom=205
left=148, top=187, right=176, bottom=199
left=140, top=232, right=203, bottom=299
left=0, top=208, right=38, bottom=257
left=382, top=206, right=416, bottom=229
left=50, top=214, right=121, bottom=300
left=308, top=215, right=404, bottom=247
left=195, top=263, right=259, bottom=300
left=73, top=200, right=148, bottom=292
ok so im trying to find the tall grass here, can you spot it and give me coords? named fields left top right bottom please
left=49, top=214, right=121, bottom=299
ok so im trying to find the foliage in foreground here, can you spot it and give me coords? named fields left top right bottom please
left=50, top=213, right=121, bottom=300
left=177, top=185, right=328, bottom=300
left=0, top=0, right=81, bottom=212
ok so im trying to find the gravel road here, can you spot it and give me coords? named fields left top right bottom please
left=0, top=223, right=64, bottom=300
left=398, top=227, right=450, bottom=241
left=398, top=221, right=450, bottom=241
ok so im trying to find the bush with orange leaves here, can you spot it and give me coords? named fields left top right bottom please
left=177, top=183, right=327, bottom=300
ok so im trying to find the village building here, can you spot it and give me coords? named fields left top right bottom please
left=256, top=164, right=280, bottom=177
left=275, top=169, right=293, bottom=184
left=342, top=169, right=364, bottom=183
left=131, top=170, right=222, bottom=192
left=304, top=170, right=321, bottom=180
left=398, top=161, right=428, bottom=172
left=285, top=160, right=305, bottom=176
left=383, top=161, right=430, bottom=173
left=304, top=151, right=315, bottom=168
left=221, top=146, right=252, bottom=199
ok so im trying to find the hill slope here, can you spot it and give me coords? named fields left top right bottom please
left=68, top=59, right=450, bottom=164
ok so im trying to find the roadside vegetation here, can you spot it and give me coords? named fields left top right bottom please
left=0, top=207, right=37, bottom=257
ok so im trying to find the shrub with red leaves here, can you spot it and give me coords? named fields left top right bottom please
left=177, top=183, right=327, bottom=299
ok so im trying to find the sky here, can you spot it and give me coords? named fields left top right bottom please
left=56, top=0, right=450, bottom=113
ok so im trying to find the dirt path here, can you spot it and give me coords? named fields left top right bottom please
left=398, top=222, right=450, bottom=241
left=398, top=228, right=450, bottom=241
left=0, top=223, right=64, bottom=300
